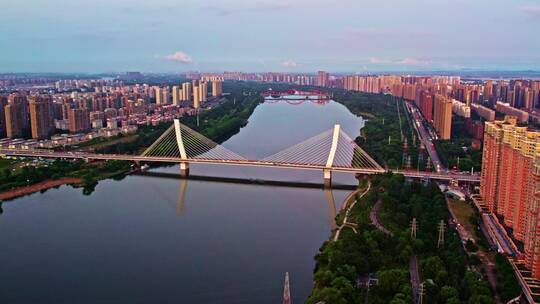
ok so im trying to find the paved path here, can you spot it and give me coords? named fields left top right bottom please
left=445, top=197, right=502, bottom=304
left=410, top=255, right=421, bottom=304
left=333, top=182, right=371, bottom=242
left=370, top=200, right=394, bottom=236
left=396, top=98, right=405, bottom=141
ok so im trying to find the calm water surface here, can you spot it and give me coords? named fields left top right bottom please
left=0, top=99, right=364, bottom=303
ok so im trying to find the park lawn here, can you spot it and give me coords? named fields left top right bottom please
left=0, top=158, right=16, bottom=170
left=448, top=199, right=478, bottom=241
left=74, top=134, right=139, bottom=152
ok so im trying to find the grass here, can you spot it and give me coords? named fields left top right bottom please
left=72, top=134, right=139, bottom=152
left=0, top=158, right=16, bottom=170
left=448, top=199, right=477, bottom=240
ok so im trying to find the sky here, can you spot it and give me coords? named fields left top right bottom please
left=1, top=0, right=540, bottom=73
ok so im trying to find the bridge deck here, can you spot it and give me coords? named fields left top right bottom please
left=0, top=149, right=480, bottom=182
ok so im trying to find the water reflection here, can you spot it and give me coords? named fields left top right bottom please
left=0, top=99, right=363, bottom=303
left=325, top=189, right=337, bottom=230
left=177, top=178, right=187, bottom=216
left=174, top=177, right=338, bottom=229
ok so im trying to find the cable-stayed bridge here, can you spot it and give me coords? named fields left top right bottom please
left=0, top=119, right=480, bottom=185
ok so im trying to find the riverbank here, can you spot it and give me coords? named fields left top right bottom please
left=330, top=90, right=420, bottom=170
left=0, top=82, right=266, bottom=200
left=0, top=177, right=82, bottom=201
left=307, top=173, right=494, bottom=304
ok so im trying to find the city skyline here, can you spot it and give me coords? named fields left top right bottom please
left=2, top=0, right=540, bottom=73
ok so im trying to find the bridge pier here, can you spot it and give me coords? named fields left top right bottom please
left=323, top=169, right=332, bottom=188
left=180, top=162, right=190, bottom=176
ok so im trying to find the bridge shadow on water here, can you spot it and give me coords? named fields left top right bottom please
left=135, top=171, right=352, bottom=230
left=135, top=171, right=357, bottom=190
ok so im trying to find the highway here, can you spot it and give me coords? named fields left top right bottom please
left=403, top=100, right=481, bottom=182
left=403, top=100, right=445, bottom=172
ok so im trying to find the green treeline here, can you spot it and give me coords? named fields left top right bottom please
left=307, top=174, right=493, bottom=304
left=98, top=81, right=267, bottom=155
left=331, top=91, right=420, bottom=170
left=0, top=81, right=268, bottom=197
left=180, top=82, right=263, bottom=143
left=494, top=253, right=522, bottom=302
left=0, top=159, right=131, bottom=195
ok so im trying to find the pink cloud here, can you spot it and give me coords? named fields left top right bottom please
left=398, top=57, right=431, bottom=66
left=281, top=59, right=298, bottom=67
left=164, top=51, right=193, bottom=64
left=520, top=5, right=540, bottom=19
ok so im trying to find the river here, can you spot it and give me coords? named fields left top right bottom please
left=0, top=98, right=364, bottom=303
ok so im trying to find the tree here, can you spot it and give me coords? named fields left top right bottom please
left=330, top=276, right=354, bottom=301
left=313, top=270, right=334, bottom=289
left=440, top=286, right=459, bottom=301
left=306, top=287, right=347, bottom=304
left=469, top=254, right=481, bottom=266
left=421, top=256, right=445, bottom=280
left=377, top=269, right=409, bottom=294
left=390, top=294, right=408, bottom=304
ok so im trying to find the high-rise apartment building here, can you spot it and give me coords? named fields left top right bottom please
left=193, top=86, right=200, bottom=109
left=0, top=96, right=7, bottom=137
left=155, top=87, right=169, bottom=105
left=5, top=95, right=28, bottom=138
left=483, top=80, right=493, bottom=102
left=418, top=91, right=434, bottom=121
left=172, top=86, right=180, bottom=105
left=163, top=87, right=169, bottom=105
left=212, top=80, right=223, bottom=97
left=182, top=82, right=192, bottom=101
left=155, top=87, right=162, bottom=105
left=5, top=103, right=23, bottom=138
left=68, top=108, right=90, bottom=133
left=433, top=94, right=452, bottom=139
left=317, top=71, right=329, bottom=87
left=29, top=95, right=54, bottom=140
left=480, top=116, right=540, bottom=279
left=199, top=82, right=208, bottom=103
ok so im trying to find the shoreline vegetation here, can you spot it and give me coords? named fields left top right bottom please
left=329, top=90, right=420, bottom=170
left=0, top=81, right=267, bottom=201
left=0, top=177, right=82, bottom=201
left=306, top=89, right=515, bottom=303
left=308, top=173, right=494, bottom=304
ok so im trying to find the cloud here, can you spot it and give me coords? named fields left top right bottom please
left=164, top=51, right=193, bottom=64
left=369, top=57, right=390, bottom=64
left=520, top=5, right=540, bottom=19
left=368, top=57, right=432, bottom=66
left=281, top=59, right=298, bottom=68
left=397, top=57, right=431, bottom=66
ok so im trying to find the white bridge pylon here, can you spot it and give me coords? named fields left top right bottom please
left=142, top=119, right=384, bottom=185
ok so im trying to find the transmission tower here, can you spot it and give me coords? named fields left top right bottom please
left=417, top=144, right=425, bottom=171
left=425, top=156, right=432, bottom=171
left=282, top=272, right=291, bottom=304
left=406, top=155, right=413, bottom=170
left=410, top=218, right=418, bottom=239
left=437, top=220, right=446, bottom=248
left=419, top=282, right=425, bottom=304
left=402, top=138, right=409, bottom=168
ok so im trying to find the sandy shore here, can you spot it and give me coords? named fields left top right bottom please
left=0, top=178, right=82, bottom=201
